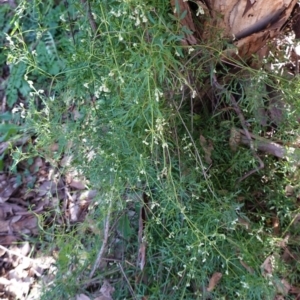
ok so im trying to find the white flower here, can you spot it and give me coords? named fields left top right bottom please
left=27, top=80, right=34, bottom=89
left=196, top=6, right=205, bottom=16
left=99, top=83, right=110, bottom=93
left=188, top=47, right=195, bottom=54
left=59, top=14, right=66, bottom=22
left=135, top=17, right=141, bottom=26
left=241, top=281, right=249, bottom=289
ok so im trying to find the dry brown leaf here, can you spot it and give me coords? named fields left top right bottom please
left=0, top=219, right=10, bottom=232
left=60, top=155, right=73, bottom=167
left=207, top=272, right=222, bottom=292
left=79, top=190, right=98, bottom=201
left=0, top=176, right=19, bottom=203
left=11, top=215, right=38, bottom=235
left=94, top=296, right=113, bottom=300
left=69, top=180, right=86, bottom=190
left=0, top=142, right=9, bottom=155
left=76, top=294, right=91, bottom=300
left=69, top=200, right=80, bottom=223
left=237, top=217, right=250, bottom=230
left=20, top=242, right=31, bottom=257
left=49, top=143, right=59, bottom=152
left=281, top=247, right=296, bottom=264
left=239, top=260, right=254, bottom=274
left=138, top=242, right=146, bottom=271
left=34, top=255, right=55, bottom=270
left=0, top=277, right=10, bottom=285
left=72, top=109, right=82, bottom=120
left=261, top=255, right=274, bottom=277
left=285, top=185, right=295, bottom=196
left=98, top=280, right=114, bottom=300
left=290, top=285, right=300, bottom=295
left=29, top=157, right=44, bottom=173
left=0, top=235, right=18, bottom=245
left=37, top=180, right=56, bottom=197
left=8, top=278, right=32, bottom=299
left=275, top=278, right=291, bottom=296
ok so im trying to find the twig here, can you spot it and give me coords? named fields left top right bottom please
left=117, top=262, right=137, bottom=300
left=294, top=45, right=299, bottom=75
left=64, top=0, right=75, bottom=45
left=80, top=0, right=97, bottom=34
left=0, top=135, right=31, bottom=155
left=0, top=245, right=35, bottom=263
left=89, top=195, right=113, bottom=278
left=212, top=75, right=264, bottom=182
left=172, top=99, right=217, bottom=198
left=1, top=95, right=6, bottom=113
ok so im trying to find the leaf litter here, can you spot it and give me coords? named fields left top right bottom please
left=0, top=134, right=98, bottom=299
left=2, top=2, right=300, bottom=299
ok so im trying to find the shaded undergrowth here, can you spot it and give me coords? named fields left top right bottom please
left=1, top=0, right=300, bottom=299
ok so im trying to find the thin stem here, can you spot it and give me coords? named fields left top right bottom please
left=212, top=75, right=264, bottom=182
left=89, top=194, right=113, bottom=278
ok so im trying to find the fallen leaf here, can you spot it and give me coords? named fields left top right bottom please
left=69, top=180, right=86, bottom=190
left=11, top=215, right=38, bottom=235
left=239, top=260, right=254, bottom=273
left=60, top=155, right=73, bottom=167
left=285, top=185, right=295, bottom=196
left=290, top=285, right=300, bottom=295
left=281, top=247, right=296, bottom=264
left=277, top=234, right=290, bottom=248
left=0, top=235, right=18, bottom=245
left=0, top=277, right=11, bottom=285
left=237, top=217, right=250, bottom=230
left=94, top=296, right=113, bottom=300
left=72, top=108, right=82, bottom=120
left=29, top=157, right=44, bottom=173
left=138, top=242, right=146, bottom=271
left=0, top=219, right=10, bottom=232
left=98, top=280, right=114, bottom=300
left=69, top=200, right=80, bottom=223
left=37, top=181, right=56, bottom=197
left=79, top=190, right=98, bottom=201
left=76, top=294, right=90, bottom=300
left=207, top=272, right=222, bottom=292
left=0, top=176, right=19, bottom=203
left=261, top=255, right=274, bottom=277
left=274, top=278, right=291, bottom=296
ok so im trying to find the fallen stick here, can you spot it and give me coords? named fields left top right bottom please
left=89, top=194, right=113, bottom=279
left=234, top=128, right=300, bottom=162
left=212, top=75, right=264, bottom=182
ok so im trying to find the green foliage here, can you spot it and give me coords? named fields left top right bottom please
left=4, top=0, right=300, bottom=299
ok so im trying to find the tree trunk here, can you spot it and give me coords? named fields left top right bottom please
left=172, top=0, right=297, bottom=59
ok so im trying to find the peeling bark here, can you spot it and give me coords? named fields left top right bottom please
left=171, top=0, right=297, bottom=58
